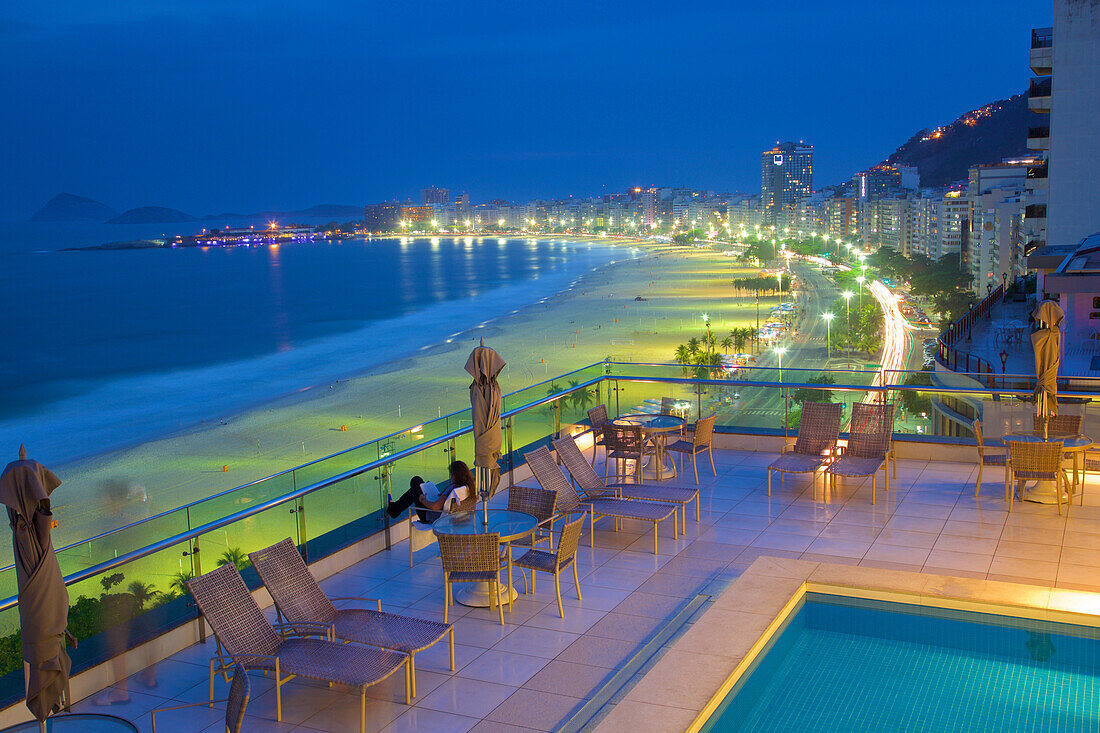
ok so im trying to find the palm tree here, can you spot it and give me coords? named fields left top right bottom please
left=730, top=329, right=745, bottom=353
left=674, top=344, right=690, bottom=365
left=127, top=581, right=162, bottom=611
left=687, top=337, right=701, bottom=357
left=218, top=547, right=248, bottom=570
left=720, top=336, right=733, bottom=353
left=569, top=380, right=595, bottom=412
left=170, top=570, right=194, bottom=597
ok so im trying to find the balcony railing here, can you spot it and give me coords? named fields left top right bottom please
left=1031, top=27, right=1053, bottom=49
left=1028, top=126, right=1050, bottom=140
left=1029, top=76, right=1052, bottom=98
left=935, top=284, right=1003, bottom=386
left=5, top=360, right=1100, bottom=710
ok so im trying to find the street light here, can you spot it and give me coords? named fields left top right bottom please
left=842, top=291, right=854, bottom=362
left=822, top=313, right=835, bottom=359
left=856, top=275, right=865, bottom=310
left=775, top=346, right=787, bottom=382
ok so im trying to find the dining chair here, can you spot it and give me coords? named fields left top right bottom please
left=513, top=515, right=586, bottom=618
left=438, top=532, right=505, bottom=625
left=603, top=424, right=645, bottom=483
left=1005, top=439, right=1070, bottom=515
left=973, top=419, right=1007, bottom=497
left=666, top=413, right=717, bottom=484
left=587, top=404, right=611, bottom=467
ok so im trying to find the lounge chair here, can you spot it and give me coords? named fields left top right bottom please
left=187, top=564, right=409, bottom=733
left=825, top=402, right=895, bottom=504
left=767, top=402, right=842, bottom=495
left=524, top=445, right=678, bottom=555
left=554, top=434, right=699, bottom=535
left=151, top=662, right=249, bottom=733
left=587, top=404, right=611, bottom=466
left=973, top=418, right=1007, bottom=497
left=666, top=413, right=717, bottom=484
left=513, top=514, right=586, bottom=618
left=249, top=538, right=454, bottom=699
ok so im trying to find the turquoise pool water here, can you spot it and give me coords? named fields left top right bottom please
left=702, top=593, right=1100, bottom=732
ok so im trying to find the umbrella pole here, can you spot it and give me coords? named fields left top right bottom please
left=478, top=468, right=489, bottom=528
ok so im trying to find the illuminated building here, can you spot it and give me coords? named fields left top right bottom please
left=421, top=186, right=450, bottom=205
left=761, top=142, right=813, bottom=227
left=399, top=205, right=433, bottom=224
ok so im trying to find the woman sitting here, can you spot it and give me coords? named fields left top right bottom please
left=386, top=460, right=474, bottom=523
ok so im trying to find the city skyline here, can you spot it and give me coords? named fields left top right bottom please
left=1, top=0, right=1049, bottom=219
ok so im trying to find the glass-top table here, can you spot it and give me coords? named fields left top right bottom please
left=1, top=714, right=138, bottom=732
left=433, top=509, right=537, bottom=608
left=613, top=413, right=687, bottom=481
left=1003, top=431, right=1093, bottom=504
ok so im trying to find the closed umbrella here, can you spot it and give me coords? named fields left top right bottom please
left=1031, top=300, right=1064, bottom=439
left=0, top=445, right=70, bottom=723
left=465, top=343, right=506, bottom=524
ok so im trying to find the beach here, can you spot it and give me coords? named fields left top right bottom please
left=35, top=239, right=780, bottom=558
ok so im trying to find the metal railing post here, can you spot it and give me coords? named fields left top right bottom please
left=182, top=535, right=204, bottom=642
left=290, top=497, right=307, bottom=562
left=378, top=463, right=392, bottom=550
left=506, top=416, right=515, bottom=488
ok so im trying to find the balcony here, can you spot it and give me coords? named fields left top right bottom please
left=1027, top=125, right=1050, bottom=150
left=1025, top=203, right=1047, bottom=220
left=1027, top=162, right=1049, bottom=180
left=1031, top=27, right=1053, bottom=75
left=5, top=364, right=1100, bottom=729
left=1029, top=76, right=1052, bottom=113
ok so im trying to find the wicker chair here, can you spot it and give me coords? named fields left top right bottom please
left=187, top=564, right=409, bottom=732
left=767, top=402, right=842, bottom=495
left=249, top=538, right=455, bottom=699
left=973, top=419, right=1007, bottom=497
left=407, top=484, right=477, bottom=567
left=439, top=532, right=506, bottom=625
left=666, top=414, right=717, bottom=484
left=1033, top=413, right=1082, bottom=436
left=507, top=485, right=557, bottom=551
left=554, top=434, right=699, bottom=535
left=587, top=404, right=611, bottom=466
left=604, top=424, right=646, bottom=483
left=1005, top=439, right=1070, bottom=514
left=524, top=445, right=678, bottom=555
left=825, top=402, right=895, bottom=504
left=151, top=662, right=249, bottom=733
left=513, top=515, right=586, bottom=618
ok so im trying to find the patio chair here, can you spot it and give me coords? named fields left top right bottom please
left=249, top=538, right=455, bottom=700
left=407, top=484, right=477, bottom=567
left=151, top=662, right=249, bottom=733
left=767, top=402, right=842, bottom=495
left=604, top=424, right=645, bottom=483
left=587, top=404, right=611, bottom=466
left=1033, top=413, right=1082, bottom=436
left=513, top=514, right=586, bottom=618
left=524, top=445, right=678, bottom=554
left=1005, top=439, right=1070, bottom=515
left=666, top=413, right=717, bottom=484
left=439, top=532, right=506, bottom=625
left=507, top=485, right=557, bottom=551
left=554, top=434, right=699, bottom=535
left=826, top=402, right=895, bottom=504
left=973, top=419, right=1007, bottom=497
left=187, top=564, right=409, bottom=733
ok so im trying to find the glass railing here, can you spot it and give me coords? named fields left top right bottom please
left=5, top=362, right=1100, bottom=708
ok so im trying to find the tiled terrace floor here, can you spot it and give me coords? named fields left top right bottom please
left=71, top=447, right=1100, bottom=732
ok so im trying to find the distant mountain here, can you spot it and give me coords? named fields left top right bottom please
left=107, top=206, right=197, bottom=224
left=30, top=193, right=118, bottom=222
left=877, top=92, right=1032, bottom=188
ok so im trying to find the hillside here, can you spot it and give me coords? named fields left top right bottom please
left=30, top=193, right=118, bottom=222
left=107, top=206, right=197, bottom=224
left=878, top=92, right=1032, bottom=187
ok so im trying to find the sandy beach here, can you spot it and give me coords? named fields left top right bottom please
left=37, top=238, right=783, bottom=568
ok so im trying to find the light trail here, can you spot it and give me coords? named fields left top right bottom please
left=864, top=279, right=920, bottom=402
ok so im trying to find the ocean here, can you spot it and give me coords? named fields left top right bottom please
left=0, top=221, right=627, bottom=466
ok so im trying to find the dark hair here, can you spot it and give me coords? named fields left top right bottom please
left=448, top=460, right=475, bottom=490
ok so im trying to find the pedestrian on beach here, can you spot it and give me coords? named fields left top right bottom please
left=385, top=460, right=474, bottom=523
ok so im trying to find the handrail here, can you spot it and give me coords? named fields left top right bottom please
left=936, top=284, right=1004, bottom=387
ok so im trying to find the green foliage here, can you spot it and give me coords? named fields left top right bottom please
left=126, top=581, right=161, bottom=611
left=731, top=276, right=789, bottom=294
left=217, top=547, right=249, bottom=571
left=828, top=295, right=884, bottom=356
left=790, top=375, right=836, bottom=405
left=900, top=372, right=934, bottom=416
left=170, top=570, right=195, bottom=597
left=99, top=572, right=125, bottom=593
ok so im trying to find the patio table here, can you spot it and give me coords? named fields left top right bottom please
left=613, top=413, right=686, bottom=481
left=433, top=509, right=536, bottom=608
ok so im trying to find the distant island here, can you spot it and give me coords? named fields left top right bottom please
left=30, top=193, right=119, bottom=222
left=107, top=206, right=197, bottom=224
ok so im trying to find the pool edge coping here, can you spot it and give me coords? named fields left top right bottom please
left=589, top=556, right=1100, bottom=733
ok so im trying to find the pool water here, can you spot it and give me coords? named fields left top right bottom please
left=702, top=593, right=1100, bottom=732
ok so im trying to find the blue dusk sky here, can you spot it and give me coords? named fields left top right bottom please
left=1, top=0, right=1051, bottom=218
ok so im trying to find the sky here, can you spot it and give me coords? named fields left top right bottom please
left=0, top=0, right=1052, bottom=218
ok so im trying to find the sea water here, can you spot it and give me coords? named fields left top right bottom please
left=0, top=222, right=627, bottom=466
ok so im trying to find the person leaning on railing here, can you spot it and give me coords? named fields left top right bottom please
left=385, top=460, right=474, bottom=524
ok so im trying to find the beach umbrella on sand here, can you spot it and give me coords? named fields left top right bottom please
left=465, top=342, right=506, bottom=524
left=0, top=445, right=70, bottom=724
left=1032, top=300, right=1065, bottom=439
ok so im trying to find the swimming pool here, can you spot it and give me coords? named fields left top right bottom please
left=701, top=593, right=1100, bottom=732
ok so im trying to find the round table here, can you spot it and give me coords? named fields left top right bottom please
left=1, top=714, right=138, bottom=732
left=433, top=509, right=537, bottom=607
left=1004, top=431, right=1093, bottom=504
left=614, top=414, right=687, bottom=481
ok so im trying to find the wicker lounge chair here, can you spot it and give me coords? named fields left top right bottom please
left=554, top=434, right=699, bottom=535
left=825, top=402, right=895, bottom=504
left=439, top=532, right=507, bottom=625
left=151, top=662, right=249, bottom=733
left=587, top=404, right=611, bottom=466
left=973, top=419, right=1007, bottom=497
left=249, top=538, right=454, bottom=699
left=604, top=424, right=646, bottom=483
left=524, top=445, right=678, bottom=554
left=187, top=564, right=409, bottom=732
left=1005, top=439, right=1071, bottom=514
left=513, top=514, right=586, bottom=617
left=767, top=402, right=842, bottom=495
left=666, top=413, right=717, bottom=484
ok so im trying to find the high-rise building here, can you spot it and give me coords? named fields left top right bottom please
left=421, top=186, right=450, bottom=205
left=936, top=192, right=969, bottom=262
left=399, top=205, right=433, bottom=224
left=761, top=142, right=813, bottom=226
left=1026, top=26, right=1052, bottom=251
left=362, top=202, right=401, bottom=232
left=1045, top=0, right=1100, bottom=249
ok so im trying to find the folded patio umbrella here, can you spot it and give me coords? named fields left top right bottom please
left=465, top=343, right=506, bottom=508
left=1031, top=300, right=1064, bottom=436
left=0, top=446, right=70, bottom=721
